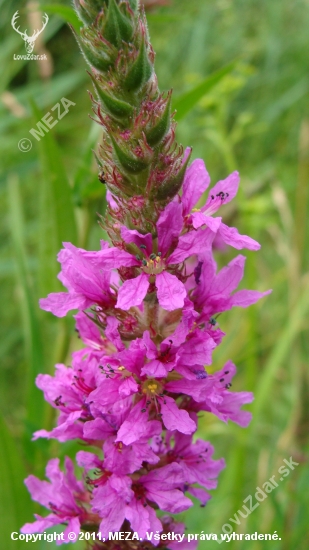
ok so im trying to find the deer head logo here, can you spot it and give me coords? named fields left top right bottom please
left=11, top=11, right=49, bottom=54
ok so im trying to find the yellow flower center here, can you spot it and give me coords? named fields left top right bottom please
left=142, top=256, right=164, bottom=275
left=142, top=379, right=163, bottom=396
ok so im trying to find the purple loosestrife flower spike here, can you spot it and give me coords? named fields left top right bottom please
left=22, top=1, right=272, bottom=548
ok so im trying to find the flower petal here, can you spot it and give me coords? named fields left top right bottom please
left=230, top=288, right=272, bottom=308
left=63, top=518, right=80, bottom=544
left=125, top=499, right=162, bottom=540
left=121, top=226, right=152, bottom=255
left=21, top=515, right=62, bottom=534
left=165, top=379, right=205, bottom=402
left=208, top=171, right=239, bottom=205
left=168, top=228, right=214, bottom=264
left=156, top=272, right=186, bottom=311
left=182, top=159, right=211, bottom=215
left=86, top=247, right=139, bottom=269
left=39, top=293, right=88, bottom=317
left=105, top=317, right=125, bottom=351
left=215, top=255, right=246, bottom=295
left=141, top=359, right=169, bottom=378
left=76, top=451, right=101, bottom=470
left=160, top=396, right=196, bottom=434
left=116, top=401, right=152, bottom=445
left=157, top=201, right=183, bottom=257
left=191, top=213, right=222, bottom=232
left=116, top=273, right=149, bottom=310
left=218, top=223, right=261, bottom=251
left=83, top=418, right=115, bottom=440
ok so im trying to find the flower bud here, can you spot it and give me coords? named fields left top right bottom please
left=111, top=133, right=153, bottom=174
left=124, top=34, right=153, bottom=92
left=144, top=93, right=172, bottom=147
left=154, top=149, right=191, bottom=201
left=79, top=41, right=112, bottom=72
left=73, top=0, right=99, bottom=25
left=103, top=0, right=134, bottom=47
left=90, top=74, right=134, bottom=118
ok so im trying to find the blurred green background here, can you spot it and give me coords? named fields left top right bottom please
left=1, top=0, right=309, bottom=548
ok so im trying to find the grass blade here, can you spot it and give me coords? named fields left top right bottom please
left=0, top=415, right=33, bottom=549
left=251, top=278, right=309, bottom=425
left=8, top=175, right=45, bottom=432
left=39, top=4, right=82, bottom=28
left=31, top=102, right=78, bottom=297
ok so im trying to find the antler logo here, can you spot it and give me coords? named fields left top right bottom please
left=11, top=11, right=49, bottom=54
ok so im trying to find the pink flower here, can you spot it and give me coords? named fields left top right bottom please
left=74, top=311, right=107, bottom=351
left=189, top=361, right=254, bottom=427
left=170, top=433, right=226, bottom=490
left=116, top=202, right=214, bottom=311
left=156, top=432, right=226, bottom=506
left=159, top=517, right=199, bottom=550
left=77, top=453, right=192, bottom=540
left=28, top=148, right=272, bottom=545
left=102, top=423, right=161, bottom=475
left=115, top=395, right=196, bottom=446
left=20, top=458, right=88, bottom=544
left=192, top=253, right=272, bottom=321
left=182, top=158, right=260, bottom=250
left=33, top=353, right=98, bottom=442
left=39, top=242, right=118, bottom=317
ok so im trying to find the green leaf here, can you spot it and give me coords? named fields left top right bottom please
left=73, top=123, right=106, bottom=204
left=250, top=279, right=309, bottom=426
left=7, top=175, right=45, bottom=431
left=30, top=101, right=78, bottom=297
left=39, top=4, right=82, bottom=28
left=0, top=415, right=33, bottom=550
left=173, top=60, right=237, bottom=120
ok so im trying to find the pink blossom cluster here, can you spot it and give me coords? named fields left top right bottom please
left=21, top=158, right=270, bottom=546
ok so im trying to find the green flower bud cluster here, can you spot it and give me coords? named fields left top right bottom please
left=74, top=0, right=190, bottom=233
